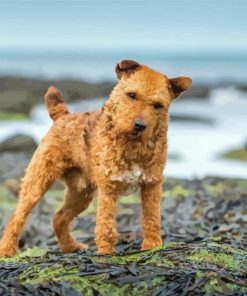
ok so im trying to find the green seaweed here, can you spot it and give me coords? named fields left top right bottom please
left=223, top=148, right=247, bottom=162
left=119, top=194, right=139, bottom=204
left=188, top=249, right=240, bottom=270
left=195, top=271, right=204, bottom=279
left=164, top=185, right=191, bottom=198
left=57, top=274, right=126, bottom=296
left=209, top=235, right=223, bottom=242
left=195, top=271, right=247, bottom=294
left=204, top=277, right=224, bottom=294
left=20, top=264, right=165, bottom=296
left=58, top=274, right=165, bottom=296
left=95, top=243, right=178, bottom=265
left=208, top=241, right=247, bottom=257
left=203, top=276, right=247, bottom=294
left=142, top=254, right=175, bottom=267
left=205, top=182, right=225, bottom=196
left=239, top=179, right=247, bottom=188
left=18, top=247, right=48, bottom=258
left=20, top=265, right=79, bottom=285
left=0, top=247, right=48, bottom=263
left=0, top=185, right=17, bottom=210
left=0, top=112, right=28, bottom=121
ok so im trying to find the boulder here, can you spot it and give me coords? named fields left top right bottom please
left=0, top=76, right=114, bottom=114
left=0, top=134, right=37, bottom=153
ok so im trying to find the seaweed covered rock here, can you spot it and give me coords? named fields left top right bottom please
left=0, top=177, right=246, bottom=295
left=0, top=239, right=246, bottom=295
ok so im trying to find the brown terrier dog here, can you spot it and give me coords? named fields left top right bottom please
left=0, top=60, right=191, bottom=256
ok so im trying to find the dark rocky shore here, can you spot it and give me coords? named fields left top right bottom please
left=0, top=76, right=227, bottom=115
left=0, top=177, right=246, bottom=295
left=0, top=76, right=113, bottom=115
left=2, top=76, right=247, bottom=116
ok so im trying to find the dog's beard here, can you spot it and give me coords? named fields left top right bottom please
left=126, top=130, right=143, bottom=140
left=115, top=127, right=143, bottom=141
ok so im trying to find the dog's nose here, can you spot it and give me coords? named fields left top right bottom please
left=134, top=119, right=147, bottom=132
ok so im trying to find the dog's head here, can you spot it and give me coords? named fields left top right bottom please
left=106, top=60, right=192, bottom=140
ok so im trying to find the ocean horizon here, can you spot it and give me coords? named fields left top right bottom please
left=1, top=50, right=247, bottom=84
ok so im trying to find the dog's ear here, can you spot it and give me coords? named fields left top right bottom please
left=115, top=60, right=140, bottom=79
left=169, top=77, right=192, bottom=100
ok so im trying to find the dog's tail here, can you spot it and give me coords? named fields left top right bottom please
left=44, top=86, right=70, bottom=121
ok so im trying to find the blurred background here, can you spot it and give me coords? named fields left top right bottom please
left=0, top=0, right=246, bottom=183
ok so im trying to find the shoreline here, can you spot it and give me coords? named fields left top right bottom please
left=1, top=76, right=247, bottom=114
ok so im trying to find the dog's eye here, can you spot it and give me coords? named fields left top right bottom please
left=153, top=102, right=163, bottom=109
left=127, top=92, right=136, bottom=100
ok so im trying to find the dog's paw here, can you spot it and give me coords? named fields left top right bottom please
left=97, top=246, right=115, bottom=255
left=141, top=238, right=163, bottom=251
left=0, top=242, right=18, bottom=257
left=61, top=242, right=89, bottom=253
left=74, top=242, right=89, bottom=251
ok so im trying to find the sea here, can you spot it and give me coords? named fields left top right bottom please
left=1, top=51, right=247, bottom=83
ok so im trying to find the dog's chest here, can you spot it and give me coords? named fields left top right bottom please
left=111, top=164, right=152, bottom=185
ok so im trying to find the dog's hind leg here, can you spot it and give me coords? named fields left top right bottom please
left=53, top=170, right=95, bottom=253
left=0, top=143, right=63, bottom=256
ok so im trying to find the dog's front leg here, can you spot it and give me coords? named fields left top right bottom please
left=95, top=187, right=118, bottom=254
left=141, top=182, right=163, bottom=250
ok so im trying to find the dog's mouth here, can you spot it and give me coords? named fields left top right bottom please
left=125, top=130, right=143, bottom=140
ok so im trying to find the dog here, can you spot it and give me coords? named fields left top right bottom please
left=0, top=60, right=192, bottom=256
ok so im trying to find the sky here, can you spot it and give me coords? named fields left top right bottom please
left=0, top=1, right=247, bottom=55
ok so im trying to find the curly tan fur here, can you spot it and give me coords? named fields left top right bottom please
left=0, top=60, right=191, bottom=256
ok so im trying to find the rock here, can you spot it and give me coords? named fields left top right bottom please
left=0, top=134, right=37, bottom=153
left=0, top=152, right=32, bottom=182
left=0, top=76, right=114, bottom=114
left=0, top=177, right=246, bottom=295
left=180, top=85, right=209, bottom=99
left=0, top=135, right=37, bottom=182
left=0, top=239, right=246, bottom=295
left=3, top=178, right=21, bottom=196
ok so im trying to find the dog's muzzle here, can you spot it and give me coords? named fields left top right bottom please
left=134, top=119, right=147, bottom=133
